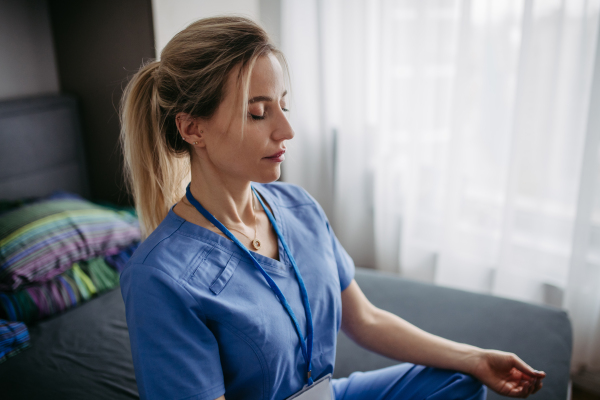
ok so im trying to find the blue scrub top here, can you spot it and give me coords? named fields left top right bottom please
left=120, top=182, right=356, bottom=400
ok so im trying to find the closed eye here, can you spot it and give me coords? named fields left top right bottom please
left=249, top=107, right=288, bottom=120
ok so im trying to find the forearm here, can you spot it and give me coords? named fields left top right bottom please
left=345, top=306, right=484, bottom=375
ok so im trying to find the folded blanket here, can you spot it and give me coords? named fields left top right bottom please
left=0, top=320, right=30, bottom=364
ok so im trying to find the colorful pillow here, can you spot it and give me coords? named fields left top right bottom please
left=0, top=319, right=30, bottom=364
left=0, top=243, right=138, bottom=324
left=0, top=198, right=140, bottom=291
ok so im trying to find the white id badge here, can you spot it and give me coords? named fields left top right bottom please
left=285, top=374, right=333, bottom=400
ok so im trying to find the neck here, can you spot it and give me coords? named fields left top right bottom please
left=187, top=161, right=256, bottom=227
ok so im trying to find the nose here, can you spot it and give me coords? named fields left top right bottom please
left=272, top=108, right=295, bottom=141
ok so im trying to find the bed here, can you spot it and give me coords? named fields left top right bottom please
left=0, top=95, right=572, bottom=399
left=0, top=95, right=140, bottom=399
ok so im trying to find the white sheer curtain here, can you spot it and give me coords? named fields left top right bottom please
left=282, top=0, right=600, bottom=383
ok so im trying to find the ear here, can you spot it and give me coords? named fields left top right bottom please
left=175, top=112, right=206, bottom=147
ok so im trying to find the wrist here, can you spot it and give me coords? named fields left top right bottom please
left=456, top=344, right=487, bottom=376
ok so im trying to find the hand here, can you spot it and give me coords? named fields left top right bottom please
left=470, top=350, right=546, bottom=398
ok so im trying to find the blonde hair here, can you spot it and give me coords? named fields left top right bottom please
left=120, top=16, right=285, bottom=238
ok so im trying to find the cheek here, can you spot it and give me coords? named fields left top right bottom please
left=214, top=134, right=260, bottom=169
left=240, top=128, right=267, bottom=153
left=208, top=124, right=270, bottom=170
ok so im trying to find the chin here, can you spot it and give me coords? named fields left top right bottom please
left=253, top=167, right=281, bottom=184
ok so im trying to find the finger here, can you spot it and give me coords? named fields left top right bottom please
left=517, top=384, right=530, bottom=399
left=513, top=356, right=546, bottom=378
left=528, top=378, right=543, bottom=396
left=521, top=380, right=531, bottom=397
left=508, top=386, right=523, bottom=397
left=513, top=356, right=536, bottom=376
left=532, top=380, right=543, bottom=394
left=524, top=379, right=534, bottom=397
left=529, top=378, right=536, bottom=396
left=523, top=380, right=533, bottom=397
left=513, top=381, right=530, bottom=398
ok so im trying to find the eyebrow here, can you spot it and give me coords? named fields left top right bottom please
left=248, top=90, right=288, bottom=104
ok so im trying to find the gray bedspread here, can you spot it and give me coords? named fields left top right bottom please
left=0, top=267, right=572, bottom=399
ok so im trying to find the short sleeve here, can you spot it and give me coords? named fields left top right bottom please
left=326, top=220, right=356, bottom=291
left=297, top=185, right=356, bottom=291
left=120, top=264, right=225, bottom=400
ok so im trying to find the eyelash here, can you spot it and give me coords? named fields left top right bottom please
left=249, top=107, right=289, bottom=120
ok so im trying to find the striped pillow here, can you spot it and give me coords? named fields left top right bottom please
left=0, top=199, right=140, bottom=291
left=0, top=243, right=138, bottom=324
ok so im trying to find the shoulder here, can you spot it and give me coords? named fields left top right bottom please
left=253, top=181, right=319, bottom=210
left=254, top=181, right=331, bottom=231
left=123, top=209, right=213, bottom=284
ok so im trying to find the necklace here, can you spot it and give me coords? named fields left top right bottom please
left=249, top=193, right=261, bottom=250
left=182, top=193, right=261, bottom=250
left=222, top=195, right=261, bottom=250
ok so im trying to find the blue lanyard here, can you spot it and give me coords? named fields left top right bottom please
left=185, top=184, right=315, bottom=385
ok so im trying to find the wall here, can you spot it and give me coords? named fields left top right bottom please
left=49, top=0, right=156, bottom=205
left=0, top=0, right=59, bottom=100
left=151, top=0, right=281, bottom=54
left=152, top=0, right=260, bottom=55
left=259, top=0, right=281, bottom=47
left=0, top=0, right=281, bottom=204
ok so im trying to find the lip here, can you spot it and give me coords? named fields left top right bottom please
left=264, top=150, right=286, bottom=162
left=265, top=150, right=285, bottom=158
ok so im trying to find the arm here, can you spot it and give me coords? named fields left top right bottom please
left=340, top=279, right=546, bottom=397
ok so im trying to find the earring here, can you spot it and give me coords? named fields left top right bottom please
left=200, top=130, right=204, bottom=133
left=194, top=141, right=198, bottom=145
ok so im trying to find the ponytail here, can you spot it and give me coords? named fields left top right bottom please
left=120, top=61, right=190, bottom=239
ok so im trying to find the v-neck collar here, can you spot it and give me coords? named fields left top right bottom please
left=169, top=182, right=290, bottom=270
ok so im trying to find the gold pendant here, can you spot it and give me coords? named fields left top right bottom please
left=252, top=239, right=261, bottom=250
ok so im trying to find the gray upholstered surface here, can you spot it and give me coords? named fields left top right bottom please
left=0, top=288, right=139, bottom=400
left=0, top=95, right=89, bottom=200
left=335, top=267, right=573, bottom=400
left=0, top=266, right=571, bottom=399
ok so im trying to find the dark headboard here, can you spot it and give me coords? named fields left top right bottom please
left=0, top=95, right=89, bottom=200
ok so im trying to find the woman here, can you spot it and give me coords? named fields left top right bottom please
left=120, top=16, right=545, bottom=400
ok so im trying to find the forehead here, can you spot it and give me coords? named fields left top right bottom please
left=224, top=53, right=285, bottom=103
left=247, top=53, right=285, bottom=95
